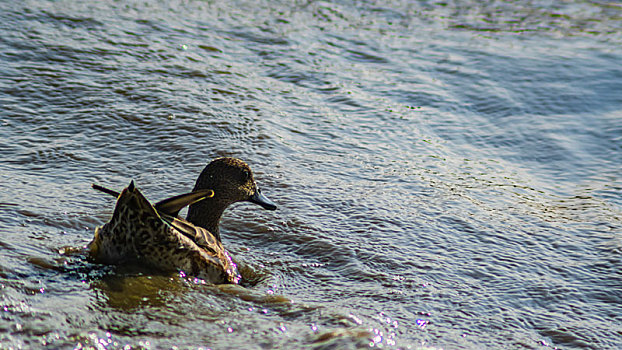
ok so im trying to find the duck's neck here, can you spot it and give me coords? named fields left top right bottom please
left=186, top=198, right=227, bottom=242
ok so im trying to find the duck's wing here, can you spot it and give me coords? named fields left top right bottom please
left=93, top=183, right=214, bottom=218
left=91, top=183, right=217, bottom=250
left=163, top=215, right=238, bottom=282
left=161, top=214, right=222, bottom=253
left=154, top=189, right=214, bottom=217
left=92, top=181, right=215, bottom=245
left=91, top=181, right=238, bottom=283
left=162, top=214, right=239, bottom=283
left=89, top=180, right=158, bottom=262
left=152, top=189, right=218, bottom=248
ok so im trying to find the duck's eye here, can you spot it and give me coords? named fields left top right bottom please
left=240, top=170, right=250, bottom=182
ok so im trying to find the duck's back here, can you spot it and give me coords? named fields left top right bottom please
left=89, top=183, right=240, bottom=284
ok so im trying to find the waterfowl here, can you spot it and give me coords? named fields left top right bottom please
left=88, top=157, right=277, bottom=284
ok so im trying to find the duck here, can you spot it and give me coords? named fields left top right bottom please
left=88, top=157, right=277, bottom=284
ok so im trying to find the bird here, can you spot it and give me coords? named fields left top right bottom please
left=88, top=157, right=277, bottom=284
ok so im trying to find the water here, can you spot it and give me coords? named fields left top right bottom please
left=1, top=0, right=621, bottom=349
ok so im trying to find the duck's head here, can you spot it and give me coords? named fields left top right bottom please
left=194, top=157, right=276, bottom=210
left=186, top=157, right=276, bottom=238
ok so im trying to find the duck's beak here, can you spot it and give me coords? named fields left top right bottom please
left=249, top=188, right=277, bottom=210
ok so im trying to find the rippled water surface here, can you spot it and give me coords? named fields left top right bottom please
left=1, top=0, right=621, bottom=349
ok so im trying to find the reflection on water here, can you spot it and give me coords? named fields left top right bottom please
left=1, top=0, right=621, bottom=349
left=92, top=272, right=180, bottom=311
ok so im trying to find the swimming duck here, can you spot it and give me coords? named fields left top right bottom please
left=88, top=157, right=277, bottom=284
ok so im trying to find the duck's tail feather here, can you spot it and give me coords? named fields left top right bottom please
left=154, top=189, right=214, bottom=217
left=92, top=183, right=121, bottom=198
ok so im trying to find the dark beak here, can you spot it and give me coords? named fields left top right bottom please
left=249, top=188, right=277, bottom=210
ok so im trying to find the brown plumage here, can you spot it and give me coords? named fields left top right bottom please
left=88, top=157, right=277, bottom=284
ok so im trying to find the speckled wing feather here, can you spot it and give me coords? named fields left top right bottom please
left=162, top=214, right=240, bottom=283
left=162, top=215, right=220, bottom=252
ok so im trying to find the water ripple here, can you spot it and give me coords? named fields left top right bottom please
left=1, top=0, right=621, bottom=349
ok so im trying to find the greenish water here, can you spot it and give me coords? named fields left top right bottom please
left=1, top=0, right=621, bottom=349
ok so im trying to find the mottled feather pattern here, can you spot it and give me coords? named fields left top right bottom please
left=89, top=158, right=275, bottom=284
left=90, top=182, right=240, bottom=283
